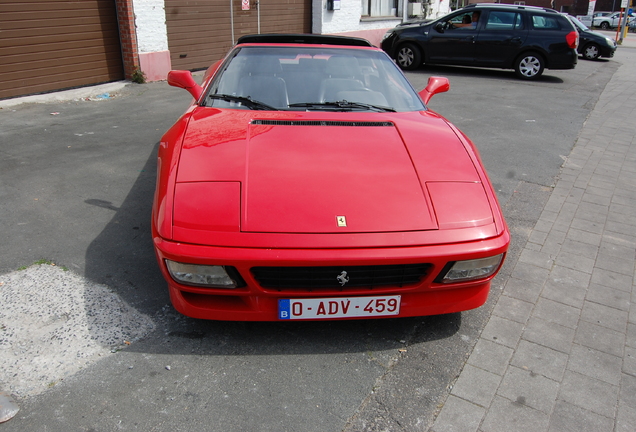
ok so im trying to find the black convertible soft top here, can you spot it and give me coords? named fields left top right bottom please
left=236, top=34, right=373, bottom=47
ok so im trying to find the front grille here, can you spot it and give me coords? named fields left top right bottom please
left=251, top=264, right=432, bottom=292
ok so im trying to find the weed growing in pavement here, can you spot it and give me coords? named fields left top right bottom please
left=17, top=260, right=68, bottom=271
left=131, top=68, right=147, bottom=84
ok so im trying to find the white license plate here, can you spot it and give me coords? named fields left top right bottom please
left=278, top=295, right=401, bottom=320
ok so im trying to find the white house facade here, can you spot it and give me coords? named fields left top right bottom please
left=318, top=0, right=451, bottom=45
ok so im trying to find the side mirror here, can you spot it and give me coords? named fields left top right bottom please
left=418, top=76, right=450, bottom=105
left=434, top=22, right=445, bottom=33
left=167, top=70, right=203, bottom=100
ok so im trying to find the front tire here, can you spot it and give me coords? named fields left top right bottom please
left=600, top=21, right=610, bottom=29
left=514, top=52, right=544, bottom=80
left=396, top=43, right=422, bottom=71
left=582, top=43, right=601, bottom=60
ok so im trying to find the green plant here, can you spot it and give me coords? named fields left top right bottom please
left=17, top=260, right=50, bottom=270
left=131, top=68, right=146, bottom=84
left=17, top=259, right=67, bottom=271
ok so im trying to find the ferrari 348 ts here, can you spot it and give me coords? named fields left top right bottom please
left=152, top=34, right=510, bottom=321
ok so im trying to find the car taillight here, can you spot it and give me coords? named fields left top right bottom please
left=566, top=30, right=578, bottom=49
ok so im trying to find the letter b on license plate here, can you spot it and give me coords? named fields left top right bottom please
left=279, top=295, right=400, bottom=320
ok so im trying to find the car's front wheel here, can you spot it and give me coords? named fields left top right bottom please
left=600, top=21, right=610, bottom=29
left=582, top=43, right=601, bottom=60
left=514, top=52, right=544, bottom=80
left=396, top=43, right=422, bottom=71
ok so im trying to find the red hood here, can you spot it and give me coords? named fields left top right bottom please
left=175, top=109, right=488, bottom=235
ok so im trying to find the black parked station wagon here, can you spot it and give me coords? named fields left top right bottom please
left=381, top=4, right=579, bottom=80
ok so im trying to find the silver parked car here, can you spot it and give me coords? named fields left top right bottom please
left=592, top=11, right=625, bottom=29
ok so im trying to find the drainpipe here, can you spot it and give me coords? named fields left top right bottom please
left=230, top=0, right=235, bottom=44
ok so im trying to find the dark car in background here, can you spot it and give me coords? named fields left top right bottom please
left=566, top=15, right=616, bottom=60
left=381, top=4, right=579, bottom=80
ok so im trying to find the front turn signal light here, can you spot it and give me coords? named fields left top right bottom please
left=436, top=254, right=504, bottom=284
left=165, top=260, right=244, bottom=288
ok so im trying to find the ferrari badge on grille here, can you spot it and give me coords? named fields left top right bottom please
left=337, top=271, right=350, bottom=286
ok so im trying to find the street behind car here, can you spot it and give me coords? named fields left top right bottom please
left=0, top=39, right=620, bottom=432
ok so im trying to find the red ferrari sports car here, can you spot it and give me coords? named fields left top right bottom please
left=152, top=34, right=509, bottom=321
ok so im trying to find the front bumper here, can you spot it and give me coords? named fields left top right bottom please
left=600, top=44, right=617, bottom=58
left=153, top=231, right=510, bottom=321
left=380, top=32, right=399, bottom=58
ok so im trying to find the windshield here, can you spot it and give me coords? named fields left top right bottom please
left=205, top=46, right=425, bottom=112
left=568, top=16, right=589, bottom=31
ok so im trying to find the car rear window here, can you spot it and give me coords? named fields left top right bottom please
left=530, top=14, right=561, bottom=30
left=485, top=11, right=524, bottom=30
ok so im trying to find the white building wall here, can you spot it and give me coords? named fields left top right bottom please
left=429, top=1, right=452, bottom=19
left=313, top=0, right=450, bottom=46
left=132, top=0, right=171, bottom=82
left=132, top=0, right=169, bottom=53
left=314, top=0, right=400, bottom=34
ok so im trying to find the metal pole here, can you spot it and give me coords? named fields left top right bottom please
left=230, top=0, right=235, bottom=44
left=619, top=9, right=626, bottom=43
left=618, top=0, right=631, bottom=43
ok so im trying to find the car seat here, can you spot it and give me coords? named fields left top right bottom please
left=237, top=55, right=289, bottom=108
left=318, top=56, right=365, bottom=102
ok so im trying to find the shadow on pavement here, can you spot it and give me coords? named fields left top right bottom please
left=409, top=63, right=565, bottom=83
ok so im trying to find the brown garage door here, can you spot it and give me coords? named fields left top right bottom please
left=0, top=0, right=124, bottom=100
left=166, top=0, right=311, bottom=71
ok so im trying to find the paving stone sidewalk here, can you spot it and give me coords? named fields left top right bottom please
left=430, top=45, right=636, bottom=431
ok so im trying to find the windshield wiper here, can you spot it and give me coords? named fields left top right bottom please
left=289, top=100, right=396, bottom=112
left=208, top=94, right=278, bottom=111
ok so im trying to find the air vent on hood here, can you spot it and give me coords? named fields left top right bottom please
left=251, top=120, right=393, bottom=127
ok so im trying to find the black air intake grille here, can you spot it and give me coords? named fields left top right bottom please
left=251, top=120, right=393, bottom=127
left=251, top=263, right=431, bottom=292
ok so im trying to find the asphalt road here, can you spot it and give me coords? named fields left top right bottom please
left=0, top=54, right=618, bottom=431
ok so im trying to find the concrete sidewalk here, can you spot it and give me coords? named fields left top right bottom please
left=430, top=43, right=636, bottom=432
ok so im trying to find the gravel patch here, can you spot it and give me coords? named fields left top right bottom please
left=0, top=263, right=154, bottom=398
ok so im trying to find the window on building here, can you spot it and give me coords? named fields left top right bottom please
left=361, top=0, right=399, bottom=17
